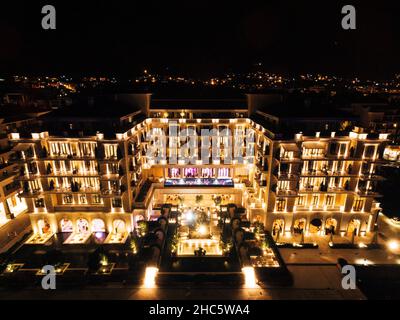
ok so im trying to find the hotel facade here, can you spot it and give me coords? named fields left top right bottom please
left=0, top=118, right=31, bottom=228
left=8, top=95, right=389, bottom=244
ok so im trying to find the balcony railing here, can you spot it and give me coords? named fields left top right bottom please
left=299, top=186, right=348, bottom=193
left=275, top=189, right=297, bottom=196
left=300, top=170, right=358, bottom=177
left=45, top=186, right=100, bottom=193
left=277, top=172, right=298, bottom=180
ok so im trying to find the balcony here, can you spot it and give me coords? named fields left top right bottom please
left=43, top=154, right=96, bottom=161
left=99, top=156, right=122, bottom=163
left=254, top=177, right=267, bottom=187
left=45, top=186, right=100, bottom=194
left=44, top=171, right=100, bottom=178
left=0, top=171, right=16, bottom=183
left=279, top=156, right=301, bottom=163
left=100, top=173, right=122, bottom=181
left=359, top=173, right=385, bottom=181
left=20, top=188, right=42, bottom=197
left=300, top=170, right=358, bottom=178
left=299, top=186, right=348, bottom=193
left=275, top=189, right=297, bottom=197
left=294, top=205, right=342, bottom=212
left=356, top=189, right=382, bottom=197
left=135, top=179, right=152, bottom=203
left=277, top=172, right=298, bottom=180
left=0, top=162, right=15, bottom=170
left=100, top=188, right=125, bottom=197
left=256, top=162, right=268, bottom=172
left=16, top=173, right=40, bottom=181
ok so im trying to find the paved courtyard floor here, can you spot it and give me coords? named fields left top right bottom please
left=275, top=213, right=400, bottom=265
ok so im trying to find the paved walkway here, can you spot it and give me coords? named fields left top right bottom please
left=274, top=214, right=399, bottom=265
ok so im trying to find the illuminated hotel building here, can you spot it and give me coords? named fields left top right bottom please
left=0, top=117, right=31, bottom=228
left=8, top=93, right=389, bottom=243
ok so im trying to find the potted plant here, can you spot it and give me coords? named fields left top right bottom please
left=195, top=195, right=203, bottom=205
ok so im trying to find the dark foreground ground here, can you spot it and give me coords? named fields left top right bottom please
left=0, top=264, right=365, bottom=300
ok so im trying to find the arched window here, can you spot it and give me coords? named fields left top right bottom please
left=92, top=219, right=105, bottom=232
left=348, top=219, right=361, bottom=236
left=60, top=218, right=73, bottom=232
left=272, top=219, right=284, bottom=235
left=38, top=219, right=51, bottom=234
left=76, top=218, right=89, bottom=234
left=325, top=218, right=337, bottom=234
left=135, top=215, right=145, bottom=223
left=293, top=218, right=306, bottom=234
left=113, top=219, right=126, bottom=233
left=309, top=218, right=322, bottom=233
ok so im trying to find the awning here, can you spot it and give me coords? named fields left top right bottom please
left=12, top=143, right=33, bottom=152
left=310, top=218, right=322, bottom=227
left=303, top=142, right=326, bottom=149
left=282, top=144, right=299, bottom=152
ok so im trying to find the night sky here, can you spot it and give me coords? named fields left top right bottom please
left=0, top=0, right=399, bottom=78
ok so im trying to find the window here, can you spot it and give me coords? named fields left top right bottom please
left=79, top=142, right=96, bottom=157
left=49, top=142, right=71, bottom=156
left=329, top=142, right=338, bottom=155
left=353, top=199, right=364, bottom=212
left=276, top=199, right=286, bottom=212
left=79, top=194, right=87, bottom=204
left=108, top=163, right=119, bottom=174
left=34, top=198, right=45, bottom=208
left=325, top=195, right=334, bottom=207
left=92, top=194, right=102, bottom=204
left=339, top=143, right=347, bottom=156
left=363, top=145, right=376, bottom=159
left=112, top=197, right=122, bottom=208
left=303, top=147, right=324, bottom=158
left=297, top=196, right=305, bottom=206
left=312, top=195, right=319, bottom=206
left=104, top=144, right=118, bottom=158
left=63, top=194, right=73, bottom=204
left=5, top=181, right=19, bottom=192
left=60, top=218, right=73, bottom=232
left=282, top=151, right=294, bottom=159
left=278, top=180, right=289, bottom=191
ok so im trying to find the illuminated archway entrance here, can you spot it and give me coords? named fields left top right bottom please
left=347, top=219, right=361, bottom=236
left=325, top=218, right=337, bottom=235
left=309, top=218, right=322, bottom=234
left=60, top=218, right=73, bottom=232
left=38, top=219, right=51, bottom=235
left=76, top=218, right=89, bottom=234
left=293, top=218, right=306, bottom=234
left=92, top=219, right=105, bottom=232
left=272, top=219, right=284, bottom=236
left=113, top=219, right=126, bottom=234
